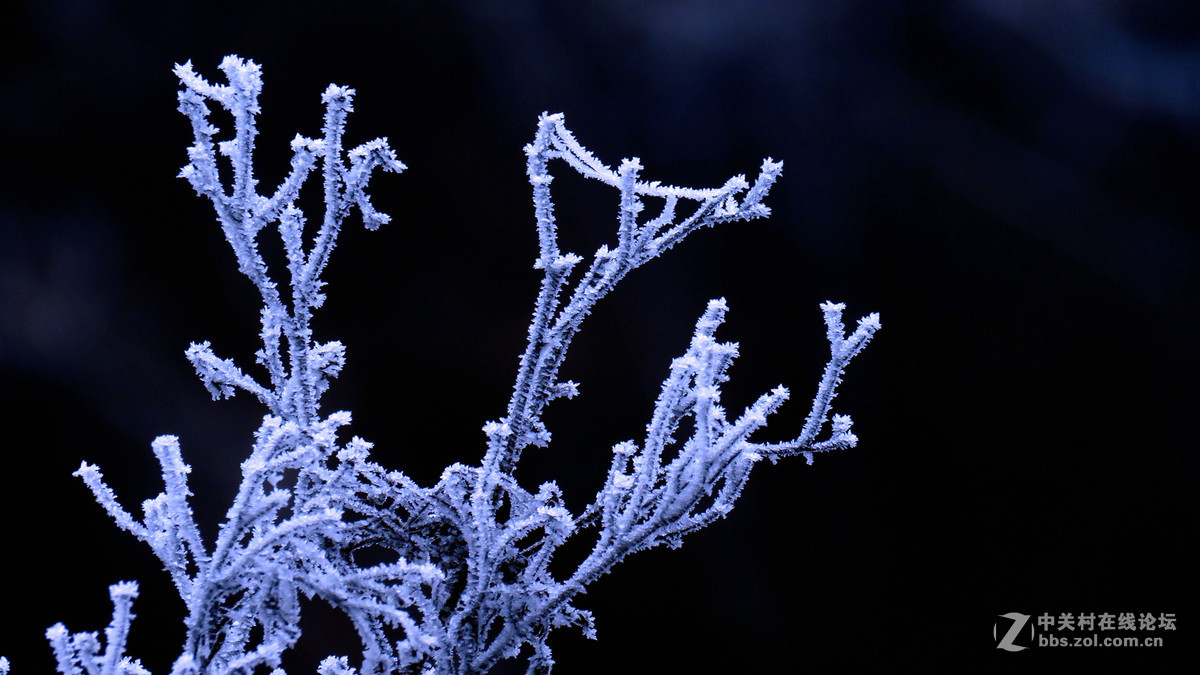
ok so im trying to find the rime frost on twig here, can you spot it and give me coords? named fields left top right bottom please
left=569, top=297, right=880, bottom=584
left=52, top=56, right=878, bottom=675
left=46, top=583, right=149, bottom=675
left=425, top=113, right=877, bottom=674
left=58, top=56, right=435, bottom=674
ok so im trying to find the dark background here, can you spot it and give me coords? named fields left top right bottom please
left=2, top=1, right=1197, bottom=672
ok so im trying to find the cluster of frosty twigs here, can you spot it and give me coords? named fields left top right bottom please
left=22, top=57, right=879, bottom=675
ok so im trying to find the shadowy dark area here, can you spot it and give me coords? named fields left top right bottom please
left=2, top=0, right=1196, bottom=671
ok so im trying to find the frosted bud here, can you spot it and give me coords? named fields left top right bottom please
left=109, top=580, right=139, bottom=599
left=483, top=421, right=512, bottom=439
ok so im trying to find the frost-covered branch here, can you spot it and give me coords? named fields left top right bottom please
left=487, top=113, right=784, bottom=477
left=426, top=114, right=875, bottom=674
left=58, top=56, right=425, bottom=674
left=173, top=56, right=403, bottom=425
left=567, top=299, right=879, bottom=589
left=47, top=582, right=148, bottom=675
left=52, top=56, right=878, bottom=675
